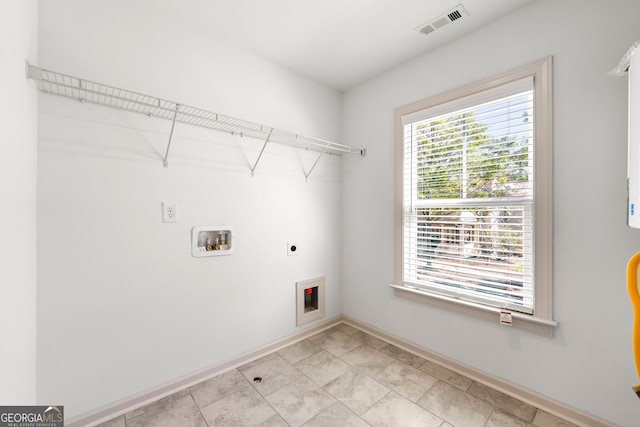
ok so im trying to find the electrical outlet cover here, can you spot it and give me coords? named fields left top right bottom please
left=162, top=202, right=178, bottom=223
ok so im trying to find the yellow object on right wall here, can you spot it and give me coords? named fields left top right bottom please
left=625, top=252, right=640, bottom=398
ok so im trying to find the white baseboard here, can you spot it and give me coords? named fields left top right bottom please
left=68, top=314, right=613, bottom=427
left=341, top=315, right=615, bottom=427
left=66, top=316, right=343, bottom=427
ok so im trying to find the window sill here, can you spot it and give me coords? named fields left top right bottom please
left=389, top=284, right=558, bottom=336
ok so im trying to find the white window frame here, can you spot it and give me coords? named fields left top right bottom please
left=392, top=57, right=556, bottom=335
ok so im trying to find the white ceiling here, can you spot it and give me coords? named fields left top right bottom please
left=150, top=0, right=534, bottom=91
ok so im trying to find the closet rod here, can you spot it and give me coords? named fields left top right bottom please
left=26, top=63, right=366, bottom=174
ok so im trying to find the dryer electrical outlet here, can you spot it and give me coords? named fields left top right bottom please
left=287, top=242, right=298, bottom=256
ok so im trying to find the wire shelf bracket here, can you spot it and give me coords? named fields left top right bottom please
left=26, top=63, right=366, bottom=178
left=163, top=103, right=180, bottom=168
left=304, top=146, right=328, bottom=182
left=250, top=128, right=273, bottom=176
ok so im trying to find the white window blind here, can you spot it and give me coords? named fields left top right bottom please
left=402, top=77, right=535, bottom=314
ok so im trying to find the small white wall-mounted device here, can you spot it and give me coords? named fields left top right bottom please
left=191, top=226, right=234, bottom=257
left=610, top=41, right=640, bottom=228
left=630, top=47, right=640, bottom=228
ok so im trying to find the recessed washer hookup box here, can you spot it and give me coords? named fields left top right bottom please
left=192, top=226, right=234, bottom=257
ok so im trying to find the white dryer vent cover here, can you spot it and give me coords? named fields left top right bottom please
left=416, top=4, right=468, bottom=36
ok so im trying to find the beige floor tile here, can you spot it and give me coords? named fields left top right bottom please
left=295, top=350, right=351, bottom=386
left=278, top=339, right=322, bottom=364
left=256, top=413, right=289, bottom=426
left=306, top=330, right=329, bottom=342
left=200, top=386, right=276, bottom=426
left=98, top=323, right=580, bottom=427
left=379, top=344, right=427, bottom=368
left=95, top=415, right=126, bottom=427
left=265, top=376, right=337, bottom=427
left=361, top=391, right=443, bottom=427
left=351, top=331, right=389, bottom=350
left=188, top=369, right=250, bottom=408
left=331, top=323, right=360, bottom=336
left=417, top=381, right=494, bottom=427
left=533, top=410, right=580, bottom=427
left=467, top=381, right=537, bottom=422
left=372, top=360, right=438, bottom=402
left=324, top=368, right=391, bottom=415
left=302, top=402, right=370, bottom=427
left=418, top=359, right=474, bottom=391
left=125, top=390, right=206, bottom=427
left=240, top=354, right=307, bottom=396
left=486, top=409, right=537, bottom=427
left=314, top=330, right=363, bottom=357
left=238, top=352, right=279, bottom=372
left=340, top=344, right=395, bottom=375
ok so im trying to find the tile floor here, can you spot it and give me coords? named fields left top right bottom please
left=97, top=323, right=578, bottom=427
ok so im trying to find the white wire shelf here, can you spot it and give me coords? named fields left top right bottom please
left=26, top=63, right=365, bottom=177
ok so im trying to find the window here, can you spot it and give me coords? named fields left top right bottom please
left=393, top=58, right=555, bottom=333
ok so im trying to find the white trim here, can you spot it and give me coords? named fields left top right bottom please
left=394, top=57, right=555, bottom=328
left=533, top=56, right=554, bottom=321
left=400, top=75, right=533, bottom=125
left=341, top=316, right=614, bottom=427
left=65, top=316, right=343, bottom=427
left=389, top=284, right=557, bottom=336
left=68, top=315, right=611, bottom=427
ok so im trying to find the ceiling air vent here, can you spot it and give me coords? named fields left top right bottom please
left=417, top=4, right=468, bottom=36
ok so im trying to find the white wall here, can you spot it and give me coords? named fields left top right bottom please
left=37, top=0, right=343, bottom=417
left=342, top=0, right=640, bottom=426
left=37, top=0, right=640, bottom=424
left=0, top=0, right=38, bottom=405
left=343, top=0, right=640, bottom=426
